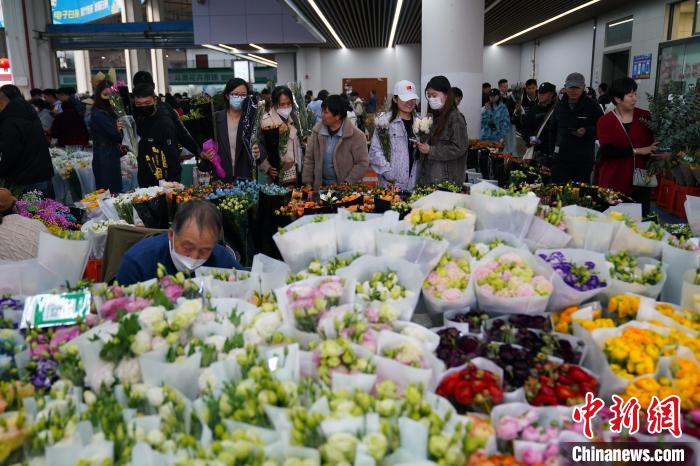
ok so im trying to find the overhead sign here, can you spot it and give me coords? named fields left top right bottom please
left=632, top=53, right=652, bottom=80
left=51, top=0, right=121, bottom=25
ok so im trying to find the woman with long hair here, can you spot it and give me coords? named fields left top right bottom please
left=368, top=80, right=420, bottom=190
left=254, top=85, right=303, bottom=187
left=202, top=78, right=258, bottom=181
left=90, top=80, right=123, bottom=193
left=415, top=75, right=468, bottom=186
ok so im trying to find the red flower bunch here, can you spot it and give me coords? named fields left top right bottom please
left=436, top=363, right=504, bottom=414
left=525, top=361, right=598, bottom=406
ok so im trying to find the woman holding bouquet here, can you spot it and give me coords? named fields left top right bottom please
left=416, top=76, right=468, bottom=186
left=253, top=85, right=303, bottom=187
left=369, top=79, right=420, bottom=190
left=90, top=80, right=123, bottom=193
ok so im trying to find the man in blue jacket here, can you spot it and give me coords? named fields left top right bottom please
left=116, top=200, right=241, bottom=285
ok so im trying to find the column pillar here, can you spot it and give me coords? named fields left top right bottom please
left=421, top=0, right=484, bottom=138
left=275, top=53, right=296, bottom=86
left=295, top=48, right=321, bottom=96
left=74, top=50, right=92, bottom=94
left=147, top=0, right=169, bottom=94
left=122, top=0, right=151, bottom=88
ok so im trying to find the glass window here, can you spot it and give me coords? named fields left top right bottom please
left=605, top=16, right=634, bottom=47
left=657, top=36, right=700, bottom=95
left=668, top=0, right=696, bottom=40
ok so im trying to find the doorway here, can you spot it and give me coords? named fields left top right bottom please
left=601, top=50, right=630, bottom=86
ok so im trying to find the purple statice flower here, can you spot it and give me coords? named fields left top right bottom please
left=31, top=358, right=59, bottom=389
left=539, top=252, right=606, bottom=292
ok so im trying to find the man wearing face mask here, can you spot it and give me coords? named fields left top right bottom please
left=115, top=200, right=241, bottom=285
left=128, top=84, right=182, bottom=187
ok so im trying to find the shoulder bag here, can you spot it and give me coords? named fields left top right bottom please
left=612, top=110, right=657, bottom=188
left=523, top=105, right=556, bottom=160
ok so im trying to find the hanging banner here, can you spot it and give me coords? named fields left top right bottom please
left=50, top=0, right=121, bottom=24
left=632, top=53, right=652, bottom=80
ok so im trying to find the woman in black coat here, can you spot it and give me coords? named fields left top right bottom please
left=89, top=80, right=123, bottom=193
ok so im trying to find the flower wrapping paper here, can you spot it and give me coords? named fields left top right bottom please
left=375, top=225, right=450, bottom=279
left=609, top=221, right=667, bottom=259
left=469, top=181, right=539, bottom=240
left=562, top=205, right=616, bottom=253
left=273, top=215, right=338, bottom=272
left=524, top=215, right=572, bottom=252
left=604, top=256, right=667, bottom=299
left=422, top=250, right=477, bottom=316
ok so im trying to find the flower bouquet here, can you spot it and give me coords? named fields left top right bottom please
left=469, top=181, right=539, bottom=239
left=523, top=203, right=571, bottom=251
left=80, top=219, right=128, bottom=259
left=336, top=256, right=422, bottom=321
left=335, top=208, right=397, bottom=255
left=661, top=238, right=699, bottom=305
left=374, top=112, right=393, bottom=162
left=606, top=252, right=666, bottom=298
left=218, top=194, right=255, bottom=266
left=375, top=223, right=449, bottom=277
left=422, top=251, right=475, bottom=315
left=608, top=212, right=667, bottom=259
left=375, top=330, right=441, bottom=390
left=524, top=361, right=598, bottom=406
left=466, top=229, right=527, bottom=261
left=413, top=116, right=432, bottom=145
left=315, top=337, right=375, bottom=387
left=561, top=205, right=616, bottom=252
left=473, top=247, right=554, bottom=315
left=273, top=214, right=338, bottom=272
left=195, top=267, right=258, bottom=299
left=681, top=269, right=700, bottom=312
left=287, top=252, right=361, bottom=283
left=434, top=327, right=481, bottom=368
left=251, top=253, right=291, bottom=293
left=443, top=309, right=490, bottom=335
left=537, top=249, right=609, bottom=311
left=436, top=359, right=505, bottom=414
left=108, top=81, right=138, bottom=155
left=404, top=207, right=476, bottom=247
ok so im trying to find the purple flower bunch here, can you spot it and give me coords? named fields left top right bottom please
left=539, top=251, right=605, bottom=292
left=15, top=194, right=79, bottom=230
left=435, top=327, right=481, bottom=368
left=30, top=358, right=58, bottom=389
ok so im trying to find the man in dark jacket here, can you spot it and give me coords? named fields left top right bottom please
left=131, top=84, right=181, bottom=187
left=0, top=85, right=54, bottom=195
left=549, top=72, right=603, bottom=184
left=522, top=82, right=558, bottom=166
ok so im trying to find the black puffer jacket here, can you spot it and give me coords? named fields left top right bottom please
left=0, top=98, right=54, bottom=185
left=549, top=94, right=603, bottom=162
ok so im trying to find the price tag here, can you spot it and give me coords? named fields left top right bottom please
left=20, top=291, right=91, bottom=329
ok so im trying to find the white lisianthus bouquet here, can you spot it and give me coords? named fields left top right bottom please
left=413, top=115, right=432, bottom=143
left=375, top=111, right=393, bottom=162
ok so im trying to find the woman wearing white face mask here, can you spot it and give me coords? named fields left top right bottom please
left=204, top=78, right=257, bottom=181
left=415, top=75, right=469, bottom=186
left=253, top=85, right=303, bottom=186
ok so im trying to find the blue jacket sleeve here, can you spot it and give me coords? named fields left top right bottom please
left=91, top=111, right=122, bottom=144
left=115, top=255, right=143, bottom=286
left=497, top=106, right=511, bottom=140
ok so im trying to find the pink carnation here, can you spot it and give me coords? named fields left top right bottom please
left=361, top=331, right=377, bottom=353
left=544, top=442, right=559, bottom=460
left=472, top=267, right=490, bottom=281
left=522, top=448, right=544, bottom=465
left=30, top=343, right=51, bottom=359
left=496, top=416, right=521, bottom=440
left=163, top=284, right=183, bottom=302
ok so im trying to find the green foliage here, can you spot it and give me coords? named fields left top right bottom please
left=647, top=90, right=700, bottom=154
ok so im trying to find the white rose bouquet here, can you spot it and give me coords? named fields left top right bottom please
left=375, top=112, right=393, bottom=162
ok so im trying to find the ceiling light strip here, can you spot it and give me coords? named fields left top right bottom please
left=387, top=0, right=404, bottom=48
left=248, top=53, right=277, bottom=65
left=249, top=43, right=265, bottom=51
left=202, top=44, right=228, bottom=53
left=307, top=0, right=347, bottom=49
left=218, top=44, right=240, bottom=53
left=493, top=0, right=600, bottom=45
left=608, top=17, right=633, bottom=28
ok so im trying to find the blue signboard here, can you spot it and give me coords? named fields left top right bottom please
left=51, top=0, right=121, bottom=25
left=632, top=53, right=652, bottom=80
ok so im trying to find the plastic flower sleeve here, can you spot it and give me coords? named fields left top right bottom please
left=441, top=310, right=471, bottom=334
left=130, top=442, right=169, bottom=466
left=402, top=207, right=476, bottom=248
left=263, top=343, right=300, bottom=382
left=375, top=227, right=450, bottom=278
left=411, top=191, right=470, bottom=210
left=636, top=296, right=698, bottom=337
left=663, top=246, right=699, bottom=305
left=320, top=416, right=365, bottom=437
left=210, top=297, right=259, bottom=321
left=274, top=217, right=338, bottom=272
left=422, top=250, right=476, bottom=316
left=263, top=444, right=320, bottom=466
left=609, top=221, right=666, bottom=258
left=685, top=195, right=700, bottom=236
left=392, top=321, right=440, bottom=352
left=469, top=181, right=539, bottom=239
left=224, top=420, right=280, bottom=444
left=397, top=416, right=430, bottom=460
left=36, top=232, right=91, bottom=288
left=473, top=246, right=555, bottom=315
left=536, top=248, right=610, bottom=311
left=194, top=267, right=259, bottom=299
left=335, top=208, right=386, bottom=255
left=331, top=371, right=377, bottom=393
left=376, top=331, right=443, bottom=390
left=605, top=257, right=667, bottom=299
left=561, top=205, right=615, bottom=252
left=251, top=253, right=292, bottom=293
left=336, top=256, right=423, bottom=321
left=512, top=440, right=548, bottom=464
left=523, top=216, right=572, bottom=251
left=681, top=269, right=700, bottom=311
left=140, top=351, right=202, bottom=400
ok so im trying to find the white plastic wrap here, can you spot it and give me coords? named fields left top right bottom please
left=681, top=269, right=700, bottom=311
left=473, top=246, right=555, bottom=315
left=273, top=216, right=338, bottom=272
left=469, top=181, right=539, bottom=239
left=536, top=248, right=610, bottom=311
left=422, top=250, right=476, bottom=316
left=603, top=203, right=642, bottom=222
left=139, top=351, right=202, bottom=399
left=523, top=216, right=572, bottom=251
left=392, top=321, right=440, bottom=352
left=251, top=253, right=291, bottom=293
left=609, top=221, right=666, bottom=258
left=401, top=208, right=476, bottom=248
left=605, top=257, right=667, bottom=299
left=685, top=195, right=700, bottom=237
left=195, top=267, right=259, bottom=299
left=335, top=209, right=398, bottom=255
left=411, top=191, right=470, bottom=210
left=467, top=230, right=528, bottom=260
left=335, top=256, right=423, bottom=321
left=375, top=226, right=450, bottom=278
left=562, top=205, right=616, bottom=253
left=662, top=244, right=698, bottom=305
left=36, top=232, right=91, bottom=288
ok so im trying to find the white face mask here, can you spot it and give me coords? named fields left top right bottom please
left=428, top=96, right=444, bottom=110
left=169, top=235, right=207, bottom=272
left=277, top=107, right=292, bottom=119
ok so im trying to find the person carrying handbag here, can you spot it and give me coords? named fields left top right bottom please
left=520, top=82, right=558, bottom=164
left=596, top=77, right=659, bottom=216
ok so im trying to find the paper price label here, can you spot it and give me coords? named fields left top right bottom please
left=21, top=291, right=91, bottom=329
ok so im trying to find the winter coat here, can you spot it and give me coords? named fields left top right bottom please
left=521, top=100, right=558, bottom=156
left=480, top=102, right=511, bottom=141
left=369, top=116, right=419, bottom=191
left=417, top=108, right=468, bottom=187
left=51, top=107, right=89, bottom=147
left=90, top=108, right=123, bottom=193
left=549, top=94, right=603, bottom=163
left=596, top=108, right=654, bottom=194
left=135, top=105, right=181, bottom=187
left=302, top=118, right=369, bottom=190
left=0, top=98, right=54, bottom=186
left=214, top=97, right=258, bottom=181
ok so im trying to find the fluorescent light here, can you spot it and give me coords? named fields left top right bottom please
left=387, top=0, right=404, bottom=48
left=493, top=0, right=600, bottom=45
left=249, top=43, right=265, bottom=51
left=307, top=0, right=347, bottom=48
left=202, top=44, right=228, bottom=53
left=219, top=44, right=240, bottom=53
left=248, top=53, right=277, bottom=66
left=608, top=17, right=633, bottom=28
left=245, top=54, right=277, bottom=67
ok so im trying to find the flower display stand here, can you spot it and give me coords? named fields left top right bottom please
left=671, top=184, right=700, bottom=220
left=656, top=176, right=674, bottom=211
